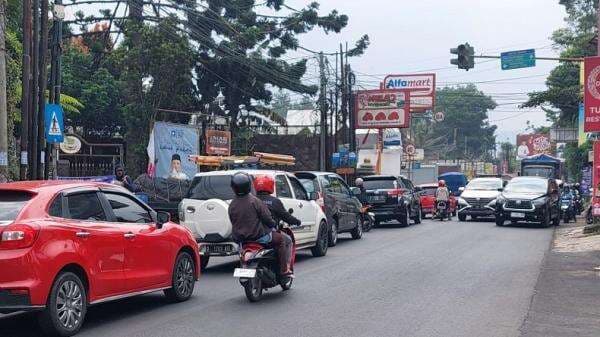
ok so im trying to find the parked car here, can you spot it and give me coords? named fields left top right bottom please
left=295, top=171, right=363, bottom=246
left=0, top=181, right=200, bottom=337
left=456, top=177, right=506, bottom=221
left=179, top=170, right=329, bottom=270
left=494, top=176, right=561, bottom=227
left=359, top=175, right=421, bottom=226
left=417, top=184, right=457, bottom=218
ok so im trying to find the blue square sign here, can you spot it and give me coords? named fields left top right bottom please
left=44, top=104, right=64, bottom=143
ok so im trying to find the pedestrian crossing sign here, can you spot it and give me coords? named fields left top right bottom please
left=44, top=104, right=65, bottom=143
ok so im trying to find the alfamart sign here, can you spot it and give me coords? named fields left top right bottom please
left=382, top=73, right=436, bottom=112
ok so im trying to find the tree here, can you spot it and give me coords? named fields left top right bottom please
left=415, top=85, right=497, bottom=160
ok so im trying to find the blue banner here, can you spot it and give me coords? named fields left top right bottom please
left=152, top=122, right=200, bottom=180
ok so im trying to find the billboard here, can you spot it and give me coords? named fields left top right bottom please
left=205, top=130, right=231, bottom=155
left=354, top=90, right=410, bottom=129
left=151, top=122, right=200, bottom=180
left=516, top=134, right=553, bottom=160
left=382, top=73, right=436, bottom=112
left=583, top=56, right=600, bottom=132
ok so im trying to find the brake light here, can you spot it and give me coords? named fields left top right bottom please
left=316, top=192, right=325, bottom=211
left=387, top=189, right=404, bottom=197
left=0, top=224, right=39, bottom=250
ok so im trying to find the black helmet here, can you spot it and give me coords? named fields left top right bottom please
left=231, top=172, right=252, bottom=196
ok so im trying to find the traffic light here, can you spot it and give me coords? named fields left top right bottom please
left=450, top=43, right=475, bottom=71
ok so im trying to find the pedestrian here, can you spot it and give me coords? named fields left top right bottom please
left=113, top=163, right=140, bottom=192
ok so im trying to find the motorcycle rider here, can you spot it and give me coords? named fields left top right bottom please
left=354, top=177, right=367, bottom=204
left=228, top=172, right=294, bottom=277
left=434, top=180, right=450, bottom=216
left=254, top=175, right=301, bottom=228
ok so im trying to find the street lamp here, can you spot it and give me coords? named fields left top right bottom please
left=52, top=3, right=65, bottom=21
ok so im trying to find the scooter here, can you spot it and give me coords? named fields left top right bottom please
left=560, top=196, right=576, bottom=223
left=360, top=205, right=375, bottom=232
left=233, top=223, right=297, bottom=302
left=586, top=204, right=593, bottom=225
left=434, top=200, right=449, bottom=221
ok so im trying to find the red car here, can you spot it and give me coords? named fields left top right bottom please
left=0, top=181, right=200, bottom=336
left=418, top=184, right=458, bottom=217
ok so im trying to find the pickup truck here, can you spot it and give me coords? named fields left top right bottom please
left=179, top=170, right=329, bottom=270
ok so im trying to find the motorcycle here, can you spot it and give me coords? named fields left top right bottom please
left=573, top=193, right=583, bottom=215
left=233, top=223, right=297, bottom=302
left=560, top=196, right=576, bottom=223
left=360, top=205, right=375, bottom=232
left=434, top=200, right=450, bottom=221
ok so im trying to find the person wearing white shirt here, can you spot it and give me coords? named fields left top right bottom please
left=167, top=154, right=189, bottom=180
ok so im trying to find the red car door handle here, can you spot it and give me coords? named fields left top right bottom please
left=124, top=232, right=136, bottom=239
left=75, top=231, right=90, bottom=238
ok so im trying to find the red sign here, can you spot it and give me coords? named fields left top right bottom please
left=584, top=56, right=600, bottom=132
left=516, top=134, right=553, bottom=159
left=354, top=90, right=410, bottom=129
left=381, top=73, right=436, bottom=112
left=205, top=130, right=231, bottom=155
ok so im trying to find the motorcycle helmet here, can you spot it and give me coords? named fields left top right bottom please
left=355, top=177, right=364, bottom=187
left=254, top=175, right=275, bottom=194
left=231, top=172, right=252, bottom=196
left=438, top=180, right=446, bottom=187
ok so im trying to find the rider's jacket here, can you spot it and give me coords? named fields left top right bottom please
left=257, top=193, right=301, bottom=227
left=228, top=194, right=275, bottom=242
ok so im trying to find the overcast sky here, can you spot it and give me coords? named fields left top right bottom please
left=69, top=0, right=568, bottom=144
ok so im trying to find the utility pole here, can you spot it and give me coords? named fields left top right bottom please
left=49, top=0, right=64, bottom=179
left=31, top=0, right=40, bottom=179
left=339, top=44, right=346, bottom=148
left=38, top=0, right=49, bottom=179
left=0, top=0, right=8, bottom=176
left=21, top=0, right=32, bottom=180
left=318, top=52, right=328, bottom=171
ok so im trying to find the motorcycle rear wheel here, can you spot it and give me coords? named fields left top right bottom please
left=244, top=278, right=263, bottom=302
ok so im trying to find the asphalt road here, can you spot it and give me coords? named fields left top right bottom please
left=1, top=217, right=554, bottom=337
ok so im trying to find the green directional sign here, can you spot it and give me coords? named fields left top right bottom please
left=501, top=49, right=536, bottom=70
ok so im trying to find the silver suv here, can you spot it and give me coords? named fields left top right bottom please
left=457, top=177, right=506, bottom=221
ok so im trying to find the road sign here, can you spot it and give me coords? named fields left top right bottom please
left=584, top=56, right=600, bottom=132
left=434, top=111, right=445, bottom=122
left=354, top=90, right=411, bottom=129
left=405, top=144, right=416, bottom=156
left=44, top=104, right=64, bottom=143
left=501, top=49, right=536, bottom=70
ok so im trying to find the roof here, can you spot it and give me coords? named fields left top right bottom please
left=0, top=180, right=112, bottom=194
left=438, top=172, right=466, bottom=177
left=363, top=175, right=398, bottom=180
left=193, top=169, right=289, bottom=178
left=521, top=154, right=563, bottom=163
left=418, top=183, right=438, bottom=188
left=294, top=171, right=335, bottom=177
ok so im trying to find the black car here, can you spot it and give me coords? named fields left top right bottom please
left=359, top=175, right=421, bottom=226
left=494, top=176, right=561, bottom=227
left=295, top=172, right=363, bottom=247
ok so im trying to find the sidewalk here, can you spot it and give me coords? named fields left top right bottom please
left=520, top=219, right=600, bottom=337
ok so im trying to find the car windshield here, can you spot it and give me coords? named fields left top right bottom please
left=0, top=191, right=32, bottom=221
left=188, top=175, right=237, bottom=200
left=420, top=187, right=436, bottom=196
left=522, top=166, right=554, bottom=178
left=504, top=179, right=547, bottom=194
left=363, top=179, right=397, bottom=190
left=466, top=179, right=502, bottom=190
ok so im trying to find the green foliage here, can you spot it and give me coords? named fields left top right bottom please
left=420, top=85, right=497, bottom=160
left=499, top=142, right=517, bottom=173
left=564, top=141, right=591, bottom=182
left=524, top=0, right=596, bottom=126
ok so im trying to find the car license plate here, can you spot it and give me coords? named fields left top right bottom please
left=369, top=196, right=386, bottom=203
left=511, top=212, right=526, bottom=219
left=233, top=268, right=256, bottom=278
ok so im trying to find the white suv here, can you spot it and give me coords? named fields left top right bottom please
left=179, top=170, right=329, bottom=270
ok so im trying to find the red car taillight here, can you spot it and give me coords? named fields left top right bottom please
left=387, top=189, right=404, bottom=197
left=317, top=192, right=325, bottom=211
left=0, top=224, right=39, bottom=250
